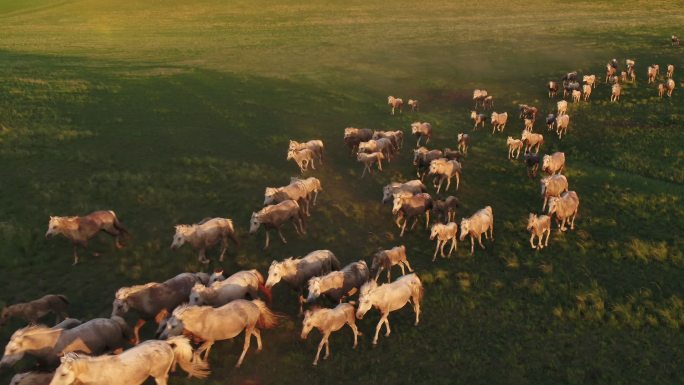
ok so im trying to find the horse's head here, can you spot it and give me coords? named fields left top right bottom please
left=356, top=281, right=378, bottom=320
left=387, top=96, right=394, bottom=104
left=542, top=155, right=551, bottom=171
left=170, top=225, right=191, bottom=250
left=428, top=159, right=443, bottom=175
left=159, top=316, right=184, bottom=340
left=0, top=326, right=46, bottom=367
left=459, top=219, right=471, bottom=241
left=263, top=187, right=279, bottom=206
left=45, top=216, right=65, bottom=238
left=248, top=212, right=261, bottom=234
left=189, top=284, right=207, bottom=306
left=527, top=213, right=537, bottom=231
left=111, top=297, right=129, bottom=318
left=209, top=269, right=224, bottom=286
left=540, top=177, right=550, bottom=195
left=300, top=309, right=317, bottom=340
left=547, top=198, right=560, bottom=216
left=391, top=195, right=406, bottom=215
left=430, top=224, right=441, bottom=240
left=265, top=260, right=285, bottom=288
left=286, top=150, right=295, bottom=161
left=50, top=354, right=80, bottom=385
left=0, top=307, right=10, bottom=326
left=306, top=277, right=322, bottom=303
left=288, top=140, right=298, bottom=152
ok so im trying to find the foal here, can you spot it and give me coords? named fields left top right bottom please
left=301, top=303, right=360, bottom=366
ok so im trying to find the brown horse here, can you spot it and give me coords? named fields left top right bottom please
left=112, top=272, right=198, bottom=344
left=1, top=294, right=69, bottom=327
left=46, top=210, right=128, bottom=265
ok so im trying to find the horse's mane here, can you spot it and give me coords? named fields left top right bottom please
left=192, top=283, right=208, bottom=292
left=172, top=304, right=201, bottom=319
left=12, top=324, right=53, bottom=337
left=359, top=280, right=377, bottom=297
left=53, top=216, right=79, bottom=221
left=115, top=282, right=159, bottom=300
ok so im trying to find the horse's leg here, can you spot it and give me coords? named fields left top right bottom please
left=235, top=328, right=253, bottom=368
left=570, top=212, right=577, bottom=230
left=425, top=210, right=430, bottom=229
left=413, top=297, right=421, bottom=325
left=400, top=219, right=407, bottom=237
left=252, top=328, right=263, bottom=351
left=133, top=319, right=146, bottom=345
left=199, top=341, right=214, bottom=361
left=372, top=317, right=384, bottom=345
left=445, top=176, right=451, bottom=192
left=383, top=316, right=391, bottom=337
left=470, top=236, right=475, bottom=255
left=399, top=263, right=405, bottom=275
left=72, top=244, right=79, bottom=265
left=278, top=228, right=287, bottom=244
left=313, top=334, right=327, bottom=366
left=478, top=234, right=486, bottom=249
left=374, top=267, right=382, bottom=282
left=440, top=240, right=447, bottom=258
left=219, top=237, right=228, bottom=262
left=386, top=268, right=391, bottom=283
left=264, top=230, right=270, bottom=250
left=361, top=164, right=367, bottom=178
left=198, top=248, right=209, bottom=264
left=298, top=294, right=305, bottom=315
left=403, top=259, right=414, bottom=272
left=456, top=173, right=460, bottom=190
left=410, top=217, right=418, bottom=230
left=530, top=234, right=536, bottom=249
left=324, top=335, right=331, bottom=360
left=154, top=376, right=169, bottom=385
left=349, top=322, right=359, bottom=348
left=449, top=238, right=457, bottom=256
left=545, top=229, right=551, bottom=246
left=292, top=220, right=302, bottom=235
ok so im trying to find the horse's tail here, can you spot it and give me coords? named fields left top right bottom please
left=329, top=251, right=342, bottom=271
left=56, top=294, right=70, bottom=305
left=253, top=270, right=272, bottom=304
left=410, top=276, right=425, bottom=303
left=224, top=219, right=240, bottom=249
left=252, top=299, right=280, bottom=329
left=166, top=336, right=210, bottom=379
left=111, top=315, right=134, bottom=343
left=109, top=210, right=130, bottom=237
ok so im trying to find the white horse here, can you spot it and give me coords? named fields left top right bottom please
left=159, top=300, right=279, bottom=368
left=527, top=213, right=551, bottom=250
left=170, top=217, right=238, bottom=264
left=48, top=337, right=208, bottom=385
left=430, top=222, right=458, bottom=261
left=301, top=303, right=360, bottom=366
left=189, top=269, right=272, bottom=306
left=459, top=206, right=494, bottom=255
left=356, top=274, right=423, bottom=345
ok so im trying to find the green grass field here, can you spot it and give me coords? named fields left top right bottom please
left=1, top=1, right=683, bottom=384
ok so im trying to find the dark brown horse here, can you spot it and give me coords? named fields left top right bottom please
left=111, top=272, right=198, bottom=344
left=249, top=199, right=306, bottom=249
left=392, top=193, right=433, bottom=237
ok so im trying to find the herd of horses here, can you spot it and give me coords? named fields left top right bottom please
left=1, top=49, right=679, bottom=385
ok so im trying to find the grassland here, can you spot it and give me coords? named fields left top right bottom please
left=0, top=1, right=683, bottom=384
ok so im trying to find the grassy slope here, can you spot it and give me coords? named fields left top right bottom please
left=0, top=1, right=683, bottom=384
